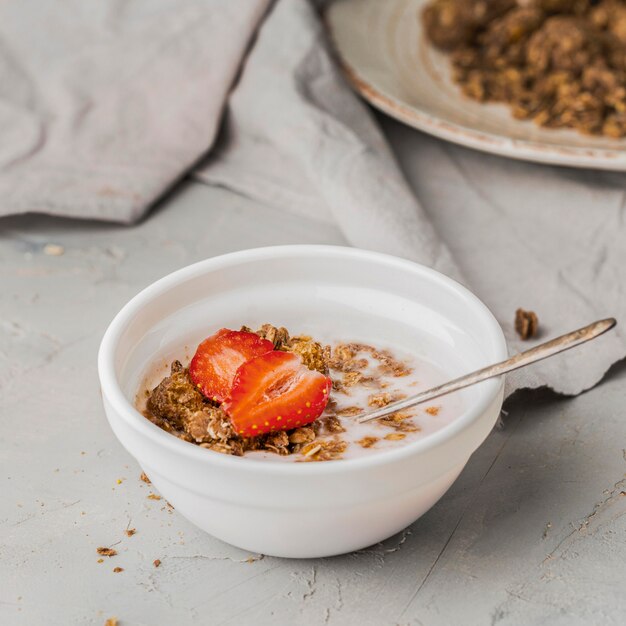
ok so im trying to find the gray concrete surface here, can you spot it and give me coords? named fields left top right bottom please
left=2, top=133, right=626, bottom=626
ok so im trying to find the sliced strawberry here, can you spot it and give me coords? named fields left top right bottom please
left=189, top=329, right=274, bottom=403
left=223, top=351, right=331, bottom=437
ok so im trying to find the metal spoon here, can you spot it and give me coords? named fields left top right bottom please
left=356, top=318, right=617, bottom=424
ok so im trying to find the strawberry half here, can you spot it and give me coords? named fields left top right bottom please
left=223, top=350, right=331, bottom=437
left=189, top=329, right=274, bottom=403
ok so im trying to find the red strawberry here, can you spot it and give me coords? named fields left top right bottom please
left=223, top=350, right=331, bottom=437
left=189, top=329, right=274, bottom=403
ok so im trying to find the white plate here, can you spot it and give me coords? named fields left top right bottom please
left=326, top=0, right=626, bottom=170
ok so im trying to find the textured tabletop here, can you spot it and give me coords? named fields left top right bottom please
left=2, top=136, right=625, bottom=626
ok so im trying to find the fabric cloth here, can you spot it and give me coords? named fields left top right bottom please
left=0, top=0, right=270, bottom=221
left=1, top=0, right=624, bottom=396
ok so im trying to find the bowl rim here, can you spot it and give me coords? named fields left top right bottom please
left=98, top=244, right=507, bottom=476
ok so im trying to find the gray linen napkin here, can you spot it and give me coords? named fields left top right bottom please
left=383, top=124, right=626, bottom=396
left=0, top=0, right=270, bottom=221
left=0, top=0, right=624, bottom=396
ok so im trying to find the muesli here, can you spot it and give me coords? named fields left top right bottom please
left=137, top=324, right=461, bottom=462
left=422, top=0, right=626, bottom=137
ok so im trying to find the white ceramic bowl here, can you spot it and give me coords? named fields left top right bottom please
left=98, top=245, right=507, bottom=558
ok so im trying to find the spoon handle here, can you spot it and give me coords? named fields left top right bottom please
left=356, top=317, right=617, bottom=424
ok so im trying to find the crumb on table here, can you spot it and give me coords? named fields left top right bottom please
left=515, top=308, right=539, bottom=340
left=97, top=547, right=117, bottom=557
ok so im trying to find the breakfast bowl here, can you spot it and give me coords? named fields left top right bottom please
left=98, top=245, right=507, bottom=558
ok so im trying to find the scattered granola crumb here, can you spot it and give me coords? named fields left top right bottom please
left=320, top=415, right=345, bottom=434
left=43, top=243, right=64, bottom=256
left=342, top=371, right=378, bottom=389
left=254, top=324, right=291, bottom=350
left=97, top=558, right=104, bottom=563
left=125, top=528, right=136, bottom=537
left=97, top=547, right=117, bottom=557
left=140, top=472, right=151, bottom=484
left=336, top=406, right=362, bottom=417
left=368, top=391, right=406, bottom=408
left=515, top=308, right=539, bottom=340
left=425, top=406, right=440, bottom=416
left=369, top=350, right=412, bottom=377
left=384, top=433, right=407, bottom=441
left=301, top=438, right=347, bottom=461
left=153, top=559, right=161, bottom=568
left=288, top=427, right=316, bottom=445
left=357, top=436, right=379, bottom=449
left=147, top=493, right=162, bottom=501
left=304, top=444, right=322, bottom=458
left=377, top=411, right=421, bottom=433
left=328, top=343, right=358, bottom=371
left=368, top=392, right=393, bottom=408
left=116, top=479, right=123, bottom=485
left=331, top=379, right=345, bottom=393
left=112, top=567, right=124, bottom=573
left=104, top=619, right=118, bottom=626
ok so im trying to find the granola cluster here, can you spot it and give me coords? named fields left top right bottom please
left=142, top=326, right=419, bottom=462
left=515, top=307, right=539, bottom=339
left=329, top=342, right=411, bottom=394
left=144, top=362, right=336, bottom=457
left=243, top=323, right=331, bottom=374
left=423, top=0, right=626, bottom=137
